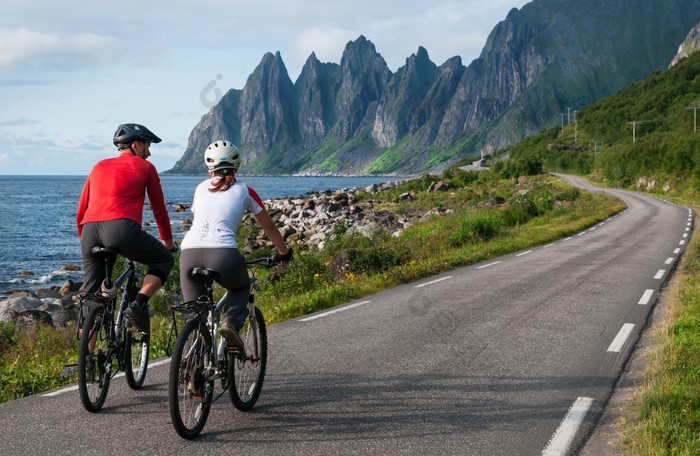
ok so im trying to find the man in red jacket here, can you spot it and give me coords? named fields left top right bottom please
left=77, top=123, right=176, bottom=333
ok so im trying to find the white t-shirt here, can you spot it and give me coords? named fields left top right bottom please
left=181, top=178, right=264, bottom=249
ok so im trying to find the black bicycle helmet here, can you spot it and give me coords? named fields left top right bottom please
left=112, top=123, right=162, bottom=147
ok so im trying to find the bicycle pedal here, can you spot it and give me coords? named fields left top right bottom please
left=127, top=327, right=137, bottom=332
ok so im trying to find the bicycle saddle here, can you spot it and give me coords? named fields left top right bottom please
left=191, top=268, right=219, bottom=284
left=91, top=246, right=118, bottom=256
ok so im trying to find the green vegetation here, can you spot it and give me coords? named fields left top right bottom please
left=618, top=216, right=700, bottom=454
left=0, top=168, right=623, bottom=402
left=485, top=51, right=700, bottom=454
left=3, top=49, right=697, bottom=455
left=501, top=51, right=700, bottom=195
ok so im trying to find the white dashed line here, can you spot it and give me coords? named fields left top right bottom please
left=414, top=276, right=453, bottom=288
left=516, top=251, right=532, bottom=257
left=665, top=257, right=674, bottom=264
left=674, top=248, right=681, bottom=254
left=607, top=323, right=635, bottom=352
left=301, top=300, right=371, bottom=321
left=542, top=397, right=594, bottom=456
left=477, top=261, right=502, bottom=269
left=43, top=358, right=172, bottom=397
left=638, top=289, right=654, bottom=305
left=654, top=270, right=665, bottom=280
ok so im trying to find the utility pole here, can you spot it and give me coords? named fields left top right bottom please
left=594, top=141, right=603, bottom=159
left=560, top=113, right=565, bottom=133
left=687, top=100, right=700, bottom=133
left=567, top=107, right=572, bottom=125
left=627, top=121, right=642, bottom=143
left=574, top=110, right=578, bottom=143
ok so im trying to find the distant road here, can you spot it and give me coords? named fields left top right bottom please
left=1, top=175, right=692, bottom=455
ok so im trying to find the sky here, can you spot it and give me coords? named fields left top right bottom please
left=0, top=0, right=530, bottom=175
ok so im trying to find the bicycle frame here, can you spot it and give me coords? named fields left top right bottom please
left=169, top=265, right=264, bottom=396
left=79, top=259, right=139, bottom=376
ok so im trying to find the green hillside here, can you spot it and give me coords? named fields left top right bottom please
left=496, top=51, right=700, bottom=193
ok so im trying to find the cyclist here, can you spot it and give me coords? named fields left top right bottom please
left=77, top=123, right=176, bottom=333
left=179, top=140, right=292, bottom=348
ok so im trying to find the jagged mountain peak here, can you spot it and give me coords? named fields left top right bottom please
left=168, top=1, right=700, bottom=176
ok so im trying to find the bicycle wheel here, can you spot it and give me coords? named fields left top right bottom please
left=169, top=318, right=212, bottom=439
left=124, top=317, right=150, bottom=390
left=78, top=305, right=111, bottom=412
left=229, top=306, right=267, bottom=411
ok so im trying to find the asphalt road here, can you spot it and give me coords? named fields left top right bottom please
left=0, top=175, right=692, bottom=455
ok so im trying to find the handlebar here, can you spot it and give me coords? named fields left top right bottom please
left=245, top=256, right=276, bottom=267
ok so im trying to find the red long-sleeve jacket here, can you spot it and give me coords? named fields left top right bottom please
left=76, top=152, right=173, bottom=241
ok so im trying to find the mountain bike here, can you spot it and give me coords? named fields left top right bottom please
left=76, top=247, right=150, bottom=412
left=168, top=256, right=273, bottom=439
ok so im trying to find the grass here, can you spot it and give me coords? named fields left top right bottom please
left=0, top=172, right=625, bottom=403
left=615, top=194, right=700, bottom=455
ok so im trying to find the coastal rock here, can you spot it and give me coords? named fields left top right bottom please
left=0, top=296, right=43, bottom=323
left=7, top=291, right=38, bottom=299
left=14, top=309, right=54, bottom=330
left=328, top=249, right=358, bottom=280
left=53, top=300, right=79, bottom=328
left=59, top=265, right=81, bottom=271
left=0, top=295, right=80, bottom=328
left=17, top=271, right=34, bottom=276
left=35, top=288, right=63, bottom=299
left=59, top=279, right=81, bottom=296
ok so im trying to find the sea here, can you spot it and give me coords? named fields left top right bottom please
left=0, top=175, right=402, bottom=294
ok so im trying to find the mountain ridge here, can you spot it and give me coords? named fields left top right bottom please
left=167, top=0, right=700, bottom=176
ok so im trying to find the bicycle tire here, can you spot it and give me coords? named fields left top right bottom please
left=77, top=305, right=111, bottom=412
left=124, top=318, right=150, bottom=390
left=169, top=318, right=212, bottom=439
left=229, top=306, right=267, bottom=411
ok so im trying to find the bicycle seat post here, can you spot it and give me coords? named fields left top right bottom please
left=91, top=246, right=117, bottom=291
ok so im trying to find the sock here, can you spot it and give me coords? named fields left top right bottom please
left=135, top=293, right=149, bottom=310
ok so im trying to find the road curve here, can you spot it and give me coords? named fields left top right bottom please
left=0, top=175, right=693, bottom=455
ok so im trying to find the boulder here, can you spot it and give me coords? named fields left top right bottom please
left=328, top=249, right=358, bottom=280
left=7, top=291, right=38, bottom=299
left=14, top=309, right=54, bottom=329
left=35, top=288, right=63, bottom=299
left=58, top=279, right=81, bottom=296
left=0, top=296, right=43, bottom=323
left=58, top=265, right=81, bottom=271
left=399, top=192, right=414, bottom=202
left=53, top=300, right=80, bottom=328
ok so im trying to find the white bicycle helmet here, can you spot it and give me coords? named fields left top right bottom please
left=204, top=140, right=240, bottom=172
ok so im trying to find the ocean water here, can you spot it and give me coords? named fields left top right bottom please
left=0, top=175, right=401, bottom=294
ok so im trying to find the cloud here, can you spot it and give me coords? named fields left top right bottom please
left=0, top=117, right=38, bottom=126
left=0, top=28, right=126, bottom=69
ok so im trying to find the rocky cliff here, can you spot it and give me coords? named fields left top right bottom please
left=670, top=21, right=700, bottom=67
left=168, top=0, right=700, bottom=176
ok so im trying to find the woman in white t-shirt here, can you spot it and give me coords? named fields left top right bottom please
left=179, top=140, right=292, bottom=348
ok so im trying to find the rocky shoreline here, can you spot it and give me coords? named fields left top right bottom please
left=1, top=178, right=453, bottom=330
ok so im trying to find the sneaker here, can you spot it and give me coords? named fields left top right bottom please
left=220, top=321, right=244, bottom=349
left=124, top=301, right=149, bottom=333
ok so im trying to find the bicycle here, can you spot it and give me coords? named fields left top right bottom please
left=168, top=256, right=273, bottom=439
left=76, top=247, right=150, bottom=412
